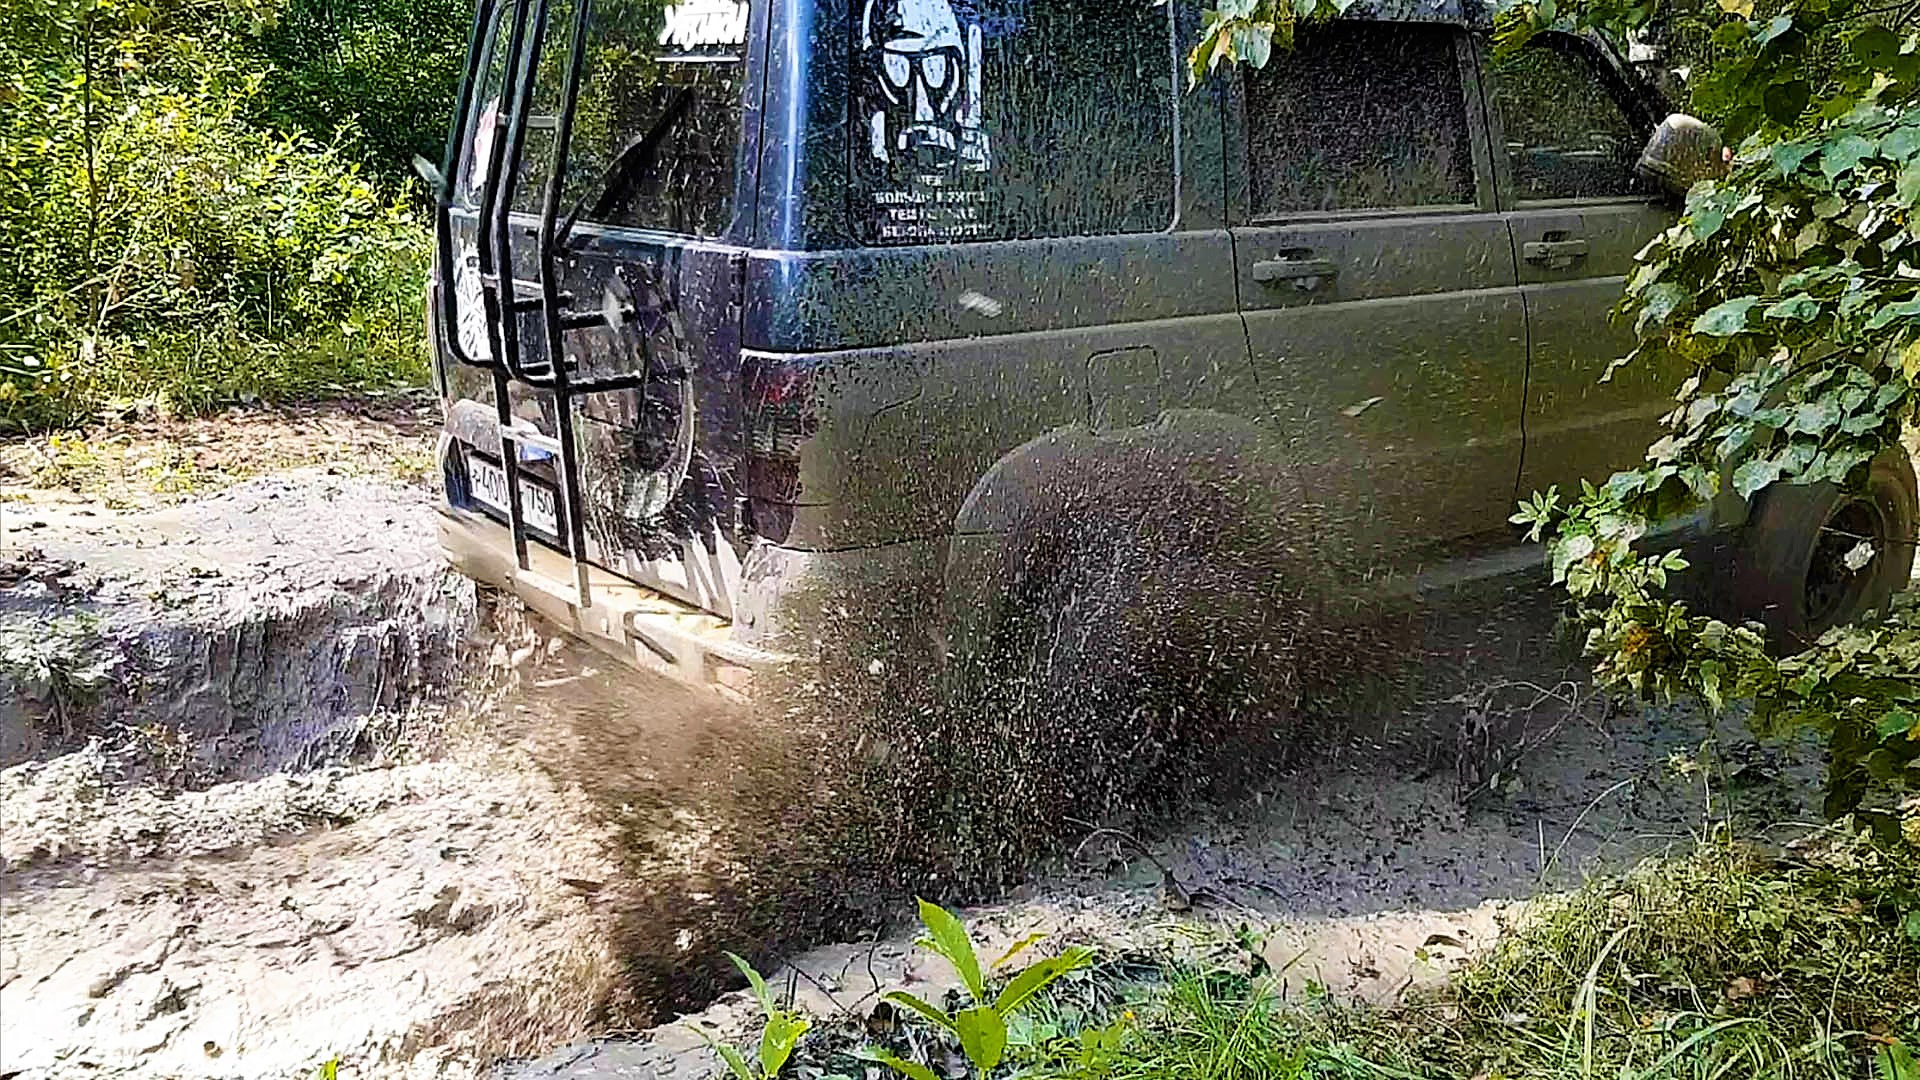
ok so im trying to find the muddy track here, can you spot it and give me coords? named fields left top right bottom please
left=0, top=458, right=1823, bottom=1079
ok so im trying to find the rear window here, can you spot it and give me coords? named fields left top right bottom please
left=1243, top=22, right=1475, bottom=216
left=455, top=0, right=749, bottom=238
left=849, top=0, right=1179, bottom=245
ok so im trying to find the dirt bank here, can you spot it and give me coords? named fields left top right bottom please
left=1, top=398, right=472, bottom=782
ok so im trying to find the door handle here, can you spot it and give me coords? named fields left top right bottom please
left=1522, top=238, right=1590, bottom=265
left=1252, top=256, right=1339, bottom=287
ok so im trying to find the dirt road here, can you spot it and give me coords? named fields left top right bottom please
left=0, top=402, right=1822, bottom=1079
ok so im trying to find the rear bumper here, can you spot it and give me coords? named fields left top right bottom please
left=437, top=505, right=794, bottom=700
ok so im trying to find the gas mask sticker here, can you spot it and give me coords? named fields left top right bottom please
left=856, top=0, right=992, bottom=242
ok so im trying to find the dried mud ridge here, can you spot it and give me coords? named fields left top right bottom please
left=1, top=469, right=476, bottom=783
left=0, top=464, right=1822, bottom=1079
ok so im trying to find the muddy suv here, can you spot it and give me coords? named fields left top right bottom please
left=428, top=0, right=1917, bottom=698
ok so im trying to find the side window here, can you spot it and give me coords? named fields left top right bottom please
left=850, top=0, right=1177, bottom=245
left=1486, top=36, right=1657, bottom=202
left=1244, top=23, right=1476, bottom=216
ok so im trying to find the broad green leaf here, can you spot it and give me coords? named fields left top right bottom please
left=1821, top=134, right=1877, bottom=182
left=882, top=990, right=955, bottom=1033
left=1692, top=297, right=1760, bottom=336
left=859, top=1050, right=942, bottom=1080
left=915, top=899, right=986, bottom=1003
left=1763, top=293, right=1819, bottom=321
left=1771, top=140, right=1817, bottom=176
left=1879, top=708, right=1919, bottom=740
left=760, top=1013, right=809, bottom=1078
left=1733, top=456, right=1783, bottom=498
left=1230, top=22, right=1274, bottom=68
left=954, top=1007, right=1008, bottom=1073
left=1865, top=297, right=1920, bottom=332
left=1897, top=164, right=1920, bottom=208
left=1851, top=25, right=1901, bottom=70
left=993, top=947, right=1094, bottom=1015
left=728, top=952, right=773, bottom=1016
left=1764, top=79, right=1810, bottom=127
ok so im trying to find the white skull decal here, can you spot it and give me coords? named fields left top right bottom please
left=861, top=0, right=988, bottom=175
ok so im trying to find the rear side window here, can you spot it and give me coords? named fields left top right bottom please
left=1485, top=35, right=1656, bottom=202
left=850, top=0, right=1178, bottom=245
left=455, top=0, right=749, bottom=238
left=1243, top=23, right=1475, bottom=216
left=566, top=0, right=750, bottom=236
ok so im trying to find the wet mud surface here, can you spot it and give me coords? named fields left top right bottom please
left=0, top=456, right=1823, bottom=1079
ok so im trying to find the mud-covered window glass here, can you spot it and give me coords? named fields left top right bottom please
left=850, top=0, right=1178, bottom=245
left=1486, top=36, right=1657, bottom=202
left=1244, top=23, right=1475, bottom=215
left=454, top=0, right=749, bottom=238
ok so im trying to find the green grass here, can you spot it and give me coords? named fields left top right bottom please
left=801, top=820, right=1918, bottom=1080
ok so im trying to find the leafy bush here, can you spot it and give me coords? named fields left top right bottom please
left=244, top=0, right=470, bottom=179
left=0, top=0, right=432, bottom=432
left=1196, top=0, right=1920, bottom=830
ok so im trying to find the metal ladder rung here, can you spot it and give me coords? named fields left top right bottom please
left=501, top=423, right=563, bottom=455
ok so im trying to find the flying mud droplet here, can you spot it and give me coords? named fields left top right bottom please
left=957, top=290, right=1004, bottom=318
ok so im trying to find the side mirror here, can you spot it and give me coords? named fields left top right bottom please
left=1637, top=113, right=1728, bottom=199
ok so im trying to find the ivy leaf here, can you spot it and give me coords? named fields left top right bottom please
left=1733, top=456, right=1784, bottom=498
left=1821, top=134, right=1877, bottom=182
left=1789, top=400, right=1840, bottom=435
left=1764, top=79, right=1811, bottom=127
left=1754, top=14, right=1793, bottom=45
left=1882, top=124, right=1920, bottom=163
left=1763, top=293, right=1819, bottom=321
left=1850, top=26, right=1901, bottom=70
left=1864, top=296, right=1920, bottom=331
left=1637, top=282, right=1688, bottom=330
left=1693, top=296, right=1761, bottom=336
left=1771, top=140, right=1818, bottom=176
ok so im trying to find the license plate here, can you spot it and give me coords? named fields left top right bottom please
left=466, top=453, right=560, bottom=537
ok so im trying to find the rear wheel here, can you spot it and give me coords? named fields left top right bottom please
left=1734, top=448, right=1917, bottom=649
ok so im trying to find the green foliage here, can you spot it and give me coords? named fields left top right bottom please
left=866, top=899, right=1095, bottom=1080
left=1184, top=0, right=1365, bottom=85
left=0, top=0, right=432, bottom=431
left=1008, top=828, right=1918, bottom=1079
left=691, top=953, right=811, bottom=1080
left=1508, top=66, right=1920, bottom=824
left=1194, top=0, right=1920, bottom=829
left=244, top=0, right=470, bottom=179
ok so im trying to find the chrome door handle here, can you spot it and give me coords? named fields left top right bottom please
left=1522, top=239, right=1590, bottom=265
left=1252, top=257, right=1339, bottom=286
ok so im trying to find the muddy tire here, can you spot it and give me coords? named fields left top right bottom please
left=939, top=417, right=1330, bottom=838
left=1734, top=447, right=1917, bottom=649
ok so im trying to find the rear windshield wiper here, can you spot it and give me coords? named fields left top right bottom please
left=553, top=88, right=693, bottom=248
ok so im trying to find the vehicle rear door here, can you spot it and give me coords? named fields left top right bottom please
left=435, top=0, right=761, bottom=615
left=1229, top=21, right=1528, bottom=571
left=1478, top=32, right=1677, bottom=500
